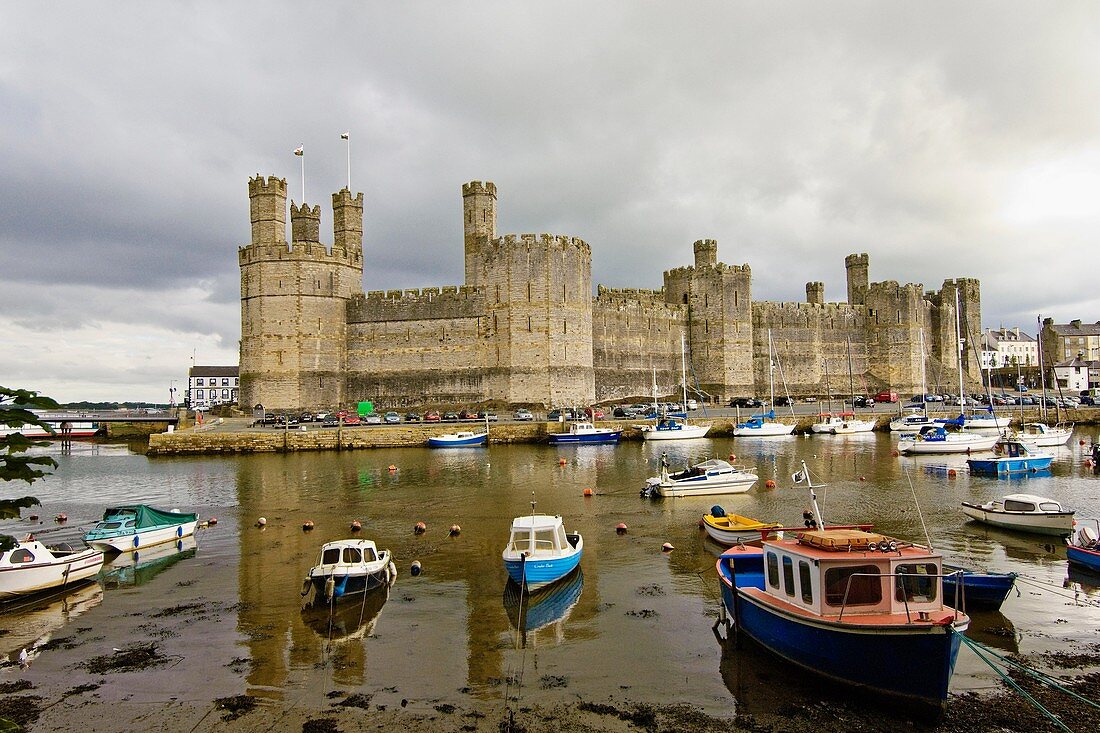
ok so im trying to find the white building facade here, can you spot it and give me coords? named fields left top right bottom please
left=188, top=366, right=240, bottom=411
left=981, top=327, right=1037, bottom=369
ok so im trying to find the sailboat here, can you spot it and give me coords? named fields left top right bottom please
left=809, top=356, right=846, bottom=434
left=889, top=329, right=938, bottom=432
left=897, top=292, right=998, bottom=455
left=830, top=337, right=875, bottom=434
left=733, top=330, right=795, bottom=437
left=637, top=333, right=710, bottom=441
left=1012, top=315, right=1073, bottom=446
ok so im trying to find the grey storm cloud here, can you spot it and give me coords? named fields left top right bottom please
left=2, top=1, right=1099, bottom=401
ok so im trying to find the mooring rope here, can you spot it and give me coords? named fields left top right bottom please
left=956, top=630, right=1100, bottom=733
left=502, top=555, right=530, bottom=732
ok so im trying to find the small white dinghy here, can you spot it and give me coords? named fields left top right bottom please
left=304, top=538, right=397, bottom=605
left=961, top=493, right=1075, bottom=536
left=0, top=539, right=105, bottom=601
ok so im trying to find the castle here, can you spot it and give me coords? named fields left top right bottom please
left=239, top=176, right=982, bottom=410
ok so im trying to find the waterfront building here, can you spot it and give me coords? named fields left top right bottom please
left=238, top=175, right=984, bottom=411
left=1042, top=319, right=1100, bottom=364
left=189, top=365, right=240, bottom=411
left=1051, top=356, right=1100, bottom=393
left=981, top=327, right=1037, bottom=370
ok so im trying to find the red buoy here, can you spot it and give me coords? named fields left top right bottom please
left=765, top=479, right=776, bottom=489
left=302, top=520, right=315, bottom=531
left=583, top=488, right=594, bottom=497
left=207, top=517, right=218, bottom=526
left=728, top=453, right=736, bottom=461
left=414, top=521, right=427, bottom=535
left=616, top=522, right=628, bottom=535
left=350, top=520, right=362, bottom=532
left=559, top=458, right=567, bottom=466
left=54, top=513, right=68, bottom=523
left=449, top=524, right=461, bottom=537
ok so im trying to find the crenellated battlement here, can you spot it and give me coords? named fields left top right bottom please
left=595, top=285, right=668, bottom=305
left=248, top=175, right=287, bottom=196
left=845, top=252, right=869, bottom=268
left=462, top=180, right=497, bottom=198
left=486, top=233, right=591, bottom=256
left=348, top=285, right=485, bottom=323
left=664, top=261, right=750, bottom=279
left=238, top=241, right=363, bottom=267
left=866, top=280, right=925, bottom=299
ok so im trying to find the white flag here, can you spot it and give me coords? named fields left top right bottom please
left=791, top=469, right=806, bottom=484
left=293, top=146, right=304, bottom=156
left=340, top=132, right=350, bottom=140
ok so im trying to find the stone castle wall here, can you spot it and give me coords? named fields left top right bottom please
left=238, top=174, right=983, bottom=409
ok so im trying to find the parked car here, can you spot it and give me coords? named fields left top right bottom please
left=547, top=408, right=576, bottom=422
left=851, top=396, right=875, bottom=408
left=729, top=397, right=763, bottom=408
left=874, top=390, right=898, bottom=403
left=299, top=411, right=315, bottom=423
left=383, top=411, right=401, bottom=424
left=442, top=411, right=460, bottom=422
left=773, top=396, right=792, bottom=407
left=257, top=413, right=279, bottom=426
left=460, top=410, right=480, bottom=421
left=513, top=408, right=534, bottom=421
left=584, top=407, right=605, bottom=420
left=363, top=413, right=383, bottom=425
left=343, top=415, right=361, bottom=425
left=321, top=415, right=339, bottom=427
left=424, top=411, right=441, bottom=422
left=685, top=399, right=700, bottom=410
left=612, top=406, right=637, bottom=418
left=404, top=412, right=421, bottom=422
left=477, top=411, right=499, bottom=422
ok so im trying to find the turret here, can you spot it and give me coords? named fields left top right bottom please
left=248, top=175, right=287, bottom=245
left=806, top=281, right=825, bottom=305
left=290, top=201, right=321, bottom=243
left=462, top=181, right=497, bottom=287
left=332, top=188, right=364, bottom=254
left=693, top=239, right=718, bottom=268
left=845, top=252, right=869, bottom=306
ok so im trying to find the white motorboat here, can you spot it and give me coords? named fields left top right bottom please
left=304, top=538, right=397, bottom=604
left=733, top=330, right=795, bottom=437
left=889, top=408, right=937, bottom=432
left=1015, top=422, right=1073, bottom=447
left=0, top=540, right=105, bottom=600
left=83, top=505, right=199, bottom=553
left=639, top=335, right=710, bottom=441
left=502, top=510, right=583, bottom=589
left=961, top=493, right=1075, bottom=536
left=643, top=457, right=758, bottom=498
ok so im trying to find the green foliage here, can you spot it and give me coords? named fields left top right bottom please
left=1, top=386, right=58, bottom=548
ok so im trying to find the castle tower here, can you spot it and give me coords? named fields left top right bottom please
left=806, top=281, right=825, bottom=305
left=665, top=240, right=754, bottom=402
left=332, top=188, right=364, bottom=254
left=845, top=253, right=869, bottom=306
left=290, top=202, right=321, bottom=243
left=863, top=281, right=926, bottom=393
left=239, top=176, right=364, bottom=411
left=479, top=231, right=595, bottom=407
left=462, top=181, right=497, bottom=287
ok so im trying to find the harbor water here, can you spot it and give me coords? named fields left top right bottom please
left=3, top=430, right=1100, bottom=725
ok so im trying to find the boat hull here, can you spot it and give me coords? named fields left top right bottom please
left=897, top=434, right=998, bottom=454
left=1067, top=545, right=1100, bottom=573
left=966, top=455, right=1054, bottom=475
left=548, top=431, right=621, bottom=445
left=960, top=504, right=1073, bottom=535
left=640, top=424, right=710, bottom=440
left=504, top=548, right=582, bottom=589
left=85, top=520, right=199, bottom=553
left=941, top=567, right=1016, bottom=611
left=703, top=518, right=780, bottom=545
left=308, top=562, right=396, bottom=602
left=427, top=432, right=487, bottom=447
left=731, top=588, right=964, bottom=711
left=656, top=475, right=757, bottom=497
left=733, top=422, right=794, bottom=437
left=0, top=547, right=105, bottom=600
left=831, top=419, right=876, bottom=434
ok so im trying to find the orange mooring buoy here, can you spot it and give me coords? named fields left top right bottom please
left=765, top=479, right=776, bottom=489
left=559, top=458, right=567, bottom=466
left=350, top=519, right=362, bottom=532
left=616, top=522, right=628, bottom=535
left=207, top=517, right=218, bottom=526
left=859, top=476, right=866, bottom=482
left=662, top=542, right=675, bottom=552
left=302, top=520, right=315, bottom=531
left=583, top=488, right=594, bottom=497
left=54, top=513, right=68, bottom=523
left=729, top=453, right=737, bottom=461
left=947, top=469, right=957, bottom=478
left=414, top=521, right=427, bottom=535
left=388, top=464, right=398, bottom=472
left=449, top=524, right=461, bottom=537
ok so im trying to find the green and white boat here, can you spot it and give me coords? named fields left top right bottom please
left=84, top=505, right=199, bottom=553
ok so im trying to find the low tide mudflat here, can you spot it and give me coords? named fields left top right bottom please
left=3, top=433, right=1100, bottom=732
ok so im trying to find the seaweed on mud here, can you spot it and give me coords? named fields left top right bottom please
left=625, top=609, right=658, bottom=618
left=215, top=694, right=257, bottom=721
left=0, top=680, right=33, bottom=694
left=576, top=701, right=658, bottom=730
left=539, top=675, right=567, bottom=689
left=0, top=694, right=44, bottom=730
left=302, top=717, right=340, bottom=733
left=150, top=602, right=207, bottom=618
left=435, top=703, right=457, bottom=714
left=63, top=683, right=101, bottom=697
left=635, top=584, right=665, bottom=596
left=335, top=693, right=372, bottom=709
left=82, top=643, right=170, bottom=674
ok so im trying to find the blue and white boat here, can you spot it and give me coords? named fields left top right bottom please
left=941, top=564, right=1017, bottom=611
left=427, top=430, right=487, bottom=447
left=715, top=473, right=969, bottom=715
left=547, top=422, right=621, bottom=445
left=1066, top=520, right=1100, bottom=573
left=304, top=538, right=396, bottom=605
left=966, top=437, right=1054, bottom=476
left=896, top=423, right=998, bottom=455
left=502, top=511, right=583, bottom=589
left=503, top=567, right=583, bottom=643
left=732, top=410, right=795, bottom=437
left=83, top=505, right=199, bottom=553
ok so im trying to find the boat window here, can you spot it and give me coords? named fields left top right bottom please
left=766, top=552, right=779, bottom=589
left=1003, top=499, right=1036, bottom=512
left=895, top=563, right=938, bottom=603
left=557, top=526, right=568, bottom=547
left=322, top=548, right=341, bottom=564
left=799, top=561, right=813, bottom=604
left=782, top=556, right=795, bottom=596
left=342, top=548, right=362, bottom=563
left=534, top=529, right=556, bottom=550
left=101, top=521, right=123, bottom=530
left=124, top=520, right=136, bottom=528
left=824, top=564, right=881, bottom=606
left=9, top=548, right=34, bottom=564
left=1038, top=502, right=1063, bottom=512
left=510, top=530, right=532, bottom=552
left=364, top=547, right=377, bottom=561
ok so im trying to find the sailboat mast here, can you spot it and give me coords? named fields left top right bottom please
left=768, top=329, right=776, bottom=409
left=1037, top=314, right=1048, bottom=423
left=954, top=289, right=965, bottom=407
left=919, top=328, right=927, bottom=415
left=680, top=332, right=688, bottom=408
left=846, top=337, right=856, bottom=411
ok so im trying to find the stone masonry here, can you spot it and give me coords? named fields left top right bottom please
left=239, top=177, right=982, bottom=411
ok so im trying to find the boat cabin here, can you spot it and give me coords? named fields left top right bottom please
left=506, top=515, right=575, bottom=557
left=668, top=458, right=738, bottom=482
left=316, top=539, right=380, bottom=568
left=997, top=494, right=1067, bottom=514
left=754, top=528, right=951, bottom=619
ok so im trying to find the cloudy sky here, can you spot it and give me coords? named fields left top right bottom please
left=3, top=2, right=1098, bottom=402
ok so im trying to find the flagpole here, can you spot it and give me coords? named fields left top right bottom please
left=342, top=132, right=351, bottom=190
left=300, top=151, right=305, bottom=203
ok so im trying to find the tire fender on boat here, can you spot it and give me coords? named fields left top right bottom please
left=133, top=535, right=140, bottom=549
left=177, top=525, right=184, bottom=537
left=324, top=576, right=336, bottom=602
left=301, top=577, right=312, bottom=597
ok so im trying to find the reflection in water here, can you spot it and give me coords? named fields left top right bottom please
left=963, top=610, right=1019, bottom=654
left=1, top=581, right=103, bottom=664
left=502, top=568, right=583, bottom=648
left=100, top=535, right=198, bottom=588
left=301, top=584, right=390, bottom=644
left=1067, top=565, right=1100, bottom=599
